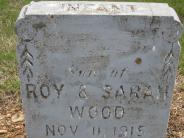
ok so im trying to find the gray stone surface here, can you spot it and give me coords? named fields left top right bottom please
left=16, top=1, right=183, bottom=138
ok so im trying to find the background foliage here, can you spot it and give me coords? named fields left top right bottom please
left=0, top=0, right=183, bottom=94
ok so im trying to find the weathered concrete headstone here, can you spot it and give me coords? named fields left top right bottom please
left=16, top=1, right=183, bottom=138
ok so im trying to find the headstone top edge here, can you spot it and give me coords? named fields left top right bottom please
left=23, top=1, right=174, bottom=17
left=15, top=1, right=183, bottom=40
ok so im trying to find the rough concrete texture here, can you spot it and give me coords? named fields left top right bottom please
left=16, top=1, right=183, bottom=138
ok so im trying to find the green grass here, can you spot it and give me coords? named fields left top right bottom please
left=0, top=0, right=184, bottom=94
left=0, top=0, right=29, bottom=94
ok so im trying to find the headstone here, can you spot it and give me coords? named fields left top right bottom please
left=16, top=1, right=183, bottom=138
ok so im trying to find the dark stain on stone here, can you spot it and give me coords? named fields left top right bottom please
left=130, top=5, right=135, bottom=12
left=135, top=57, right=142, bottom=65
left=24, top=38, right=32, bottom=42
left=32, top=22, right=46, bottom=31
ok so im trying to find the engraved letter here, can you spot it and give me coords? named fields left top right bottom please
left=92, top=127, right=101, bottom=136
left=79, top=84, right=88, bottom=99
left=130, top=126, right=134, bottom=136
left=137, top=126, right=144, bottom=136
left=102, top=106, right=111, bottom=119
left=89, top=106, right=98, bottom=119
left=46, top=124, right=55, bottom=136
left=69, top=106, right=84, bottom=118
left=130, top=85, right=140, bottom=100
left=102, top=85, right=112, bottom=99
left=143, top=86, right=153, bottom=100
left=120, top=126, right=128, bottom=137
left=70, top=125, right=78, bottom=136
left=113, top=126, right=128, bottom=137
left=115, top=85, right=125, bottom=99
left=115, top=106, right=124, bottom=119
left=53, top=84, right=64, bottom=98
left=26, top=84, right=37, bottom=99
left=40, top=84, right=50, bottom=99
left=58, top=125, right=66, bottom=136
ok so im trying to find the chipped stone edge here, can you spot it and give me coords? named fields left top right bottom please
left=169, top=7, right=184, bottom=39
left=15, top=5, right=29, bottom=27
